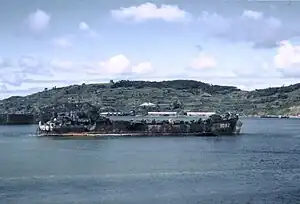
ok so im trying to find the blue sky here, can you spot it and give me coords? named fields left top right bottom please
left=0, top=0, right=300, bottom=98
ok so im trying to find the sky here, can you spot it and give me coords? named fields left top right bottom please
left=0, top=0, right=300, bottom=99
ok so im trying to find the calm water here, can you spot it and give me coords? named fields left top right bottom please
left=1, top=118, right=300, bottom=204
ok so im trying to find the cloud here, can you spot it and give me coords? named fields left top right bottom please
left=78, top=21, right=98, bottom=37
left=45, top=54, right=154, bottom=81
left=197, top=10, right=295, bottom=49
left=79, top=22, right=89, bottom=31
left=188, top=52, right=217, bottom=70
left=232, top=62, right=279, bottom=79
left=18, top=55, right=52, bottom=76
left=97, top=55, right=155, bottom=76
left=48, top=59, right=95, bottom=82
left=26, top=9, right=51, bottom=32
left=98, top=54, right=131, bottom=75
left=0, top=71, right=25, bottom=87
left=274, top=41, right=300, bottom=77
left=186, top=48, right=284, bottom=80
left=18, top=56, right=39, bottom=68
left=0, top=84, right=8, bottom=92
left=0, top=57, right=11, bottom=67
left=252, top=41, right=280, bottom=49
left=3, top=42, right=300, bottom=98
left=50, top=59, right=74, bottom=72
left=186, top=52, right=239, bottom=78
left=0, top=56, right=43, bottom=88
left=0, top=54, right=153, bottom=97
left=132, top=62, right=154, bottom=74
left=52, top=37, right=73, bottom=48
left=202, top=77, right=299, bottom=91
left=242, top=10, right=263, bottom=20
left=111, top=2, right=190, bottom=22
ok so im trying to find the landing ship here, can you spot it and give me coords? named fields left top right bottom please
left=37, top=111, right=243, bottom=137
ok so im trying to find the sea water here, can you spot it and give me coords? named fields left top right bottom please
left=0, top=118, right=300, bottom=204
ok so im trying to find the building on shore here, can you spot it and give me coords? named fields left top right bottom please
left=186, top=112, right=216, bottom=117
left=147, top=112, right=177, bottom=116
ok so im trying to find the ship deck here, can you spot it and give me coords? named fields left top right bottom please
left=107, top=115, right=209, bottom=122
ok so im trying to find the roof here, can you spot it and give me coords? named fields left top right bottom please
left=187, top=112, right=216, bottom=116
left=148, top=112, right=177, bottom=115
left=139, top=102, right=156, bottom=107
left=202, top=93, right=212, bottom=97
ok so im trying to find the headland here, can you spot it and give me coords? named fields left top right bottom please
left=0, top=80, right=300, bottom=125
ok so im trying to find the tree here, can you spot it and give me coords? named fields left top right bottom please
left=171, top=99, right=183, bottom=110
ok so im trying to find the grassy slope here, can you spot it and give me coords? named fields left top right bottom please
left=0, top=80, right=299, bottom=116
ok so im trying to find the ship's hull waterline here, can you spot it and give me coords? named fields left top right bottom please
left=37, top=131, right=242, bottom=138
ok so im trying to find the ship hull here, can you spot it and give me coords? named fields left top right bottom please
left=37, top=119, right=242, bottom=137
left=37, top=133, right=234, bottom=137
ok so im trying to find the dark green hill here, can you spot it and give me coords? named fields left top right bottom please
left=0, top=80, right=300, bottom=116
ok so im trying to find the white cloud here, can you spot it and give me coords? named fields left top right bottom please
left=50, top=59, right=74, bottom=71
left=111, top=2, right=190, bottom=22
left=233, top=65, right=277, bottom=79
left=198, top=10, right=287, bottom=49
left=46, top=54, right=153, bottom=81
left=27, top=9, right=51, bottom=32
left=242, top=10, right=263, bottom=20
left=0, top=56, right=46, bottom=88
left=18, top=55, right=51, bottom=76
left=19, top=56, right=39, bottom=68
left=132, top=62, right=154, bottom=74
left=0, top=84, right=7, bottom=91
left=203, top=77, right=299, bottom=91
left=78, top=21, right=98, bottom=37
left=79, top=22, right=90, bottom=31
left=98, top=54, right=131, bottom=75
left=186, top=52, right=239, bottom=78
left=184, top=47, right=288, bottom=84
left=0, top=72, right=25, bottom=87
left=199, top=11, right=230, bottom=35
left=189, top=53, right=217, bottom=70
left=0, top=54, right=153, bottom=97
left=52, top=37, right=72, bottom=48
left=4, top=42, right=300, bottom=98
left=0, top=57, right=11, bottom=67
left=274, top=41, right=300, bottom=77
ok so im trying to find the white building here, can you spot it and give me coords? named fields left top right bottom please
left=147, top=112, right=177, bottom=116
left=186, top=112, right=216, bottom=116
left=139, top=102, right=156, bottom=107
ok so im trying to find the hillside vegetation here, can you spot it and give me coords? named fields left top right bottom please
left=0, top=80, right=300, bottom=116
